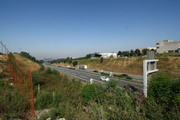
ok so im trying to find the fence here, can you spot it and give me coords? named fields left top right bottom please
left=0, top=41, right=35, bottom=118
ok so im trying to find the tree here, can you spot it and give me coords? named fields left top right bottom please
left=130, top=49, right=135, bottom=56
left=68, top=57, right=72, bottom=64
left=85, top=54, right=91, bottom=59
left=142, top=48, right=149, bottom=55
left=20, top=51, right=43, bottom=64
left=72, top=61, right=78, bottom=66
left=135, top=49, right=141, bottom=56
left=121, top=51, right=129, bottom=56
left=117, top=51, right=122, bottom=56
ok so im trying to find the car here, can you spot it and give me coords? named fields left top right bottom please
left=100, top=76, right=110, bottom=81
left=98, top=70, right=104, bottom=73
left=121, top=74, right=128, bottom=77
left=93, top=70, right=98, bottom=73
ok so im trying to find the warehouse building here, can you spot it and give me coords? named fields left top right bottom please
left=156, top=40, right=180, bottom=53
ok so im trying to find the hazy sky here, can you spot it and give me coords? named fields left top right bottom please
left=0, top=0, right=180, bottom=59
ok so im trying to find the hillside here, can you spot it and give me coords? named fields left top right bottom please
left=54, top=56, right=180, bottom=78
left=13, top=53, right=40, bottom=72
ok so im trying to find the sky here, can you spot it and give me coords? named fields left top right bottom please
left=0, top=0, right=180, bottom=59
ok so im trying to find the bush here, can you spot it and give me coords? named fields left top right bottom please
left=0, top=80, right=29, bottom=119
left=106, top=79, right=119, bottom=90
left=82, top=84, right=98, bottom=104
left=113, top=74, right=132, bottom=80
left=69, top=68, right=75, bottom=70
left=33, top=72, right=44, bottom=86
left=101, top=72, right=110, bottom=76
left=126, top=76, right=132, bottom=80
left=100, top=57, right=103, bottom=63
left=45, top=68, right=59, bottom=75
left=72, top=61, right=78, bottom=66
left=149, top=74, right=174, bottom=106
left=35, top=92, right=62, bottom=109
left=35, top=92, right=53, bottom=109
left=148, top=74, right=180, bottom=118
left=40, top=65, right=45, bottom=71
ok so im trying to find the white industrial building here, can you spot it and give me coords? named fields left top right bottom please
left=156, top=40, right=180, bottom=53
left=91, top=53, right=117, bottom=58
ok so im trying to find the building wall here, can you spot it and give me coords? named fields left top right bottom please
left=156, top=40, right=180, bottom=53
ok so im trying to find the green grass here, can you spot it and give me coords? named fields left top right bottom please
left=33, top=67, right=180, bottom=120
left=0, top=80, right=29, bottom=119
left=69, top=67, right=75, bottom=70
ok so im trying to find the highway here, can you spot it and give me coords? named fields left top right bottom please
left=47, top=65, right=143, bottom=90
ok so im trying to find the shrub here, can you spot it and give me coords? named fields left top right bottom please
left=0, top=80, right=29, bottom=119
left=100, top=57, right=103, bottom=63
left=40, top=65, right=45, bottom=71
left=33, top=72, right=44, bottom=86
left=101, top=72, right=110, bottom=76
left=148, top=74, right=180, bottom=118
left=82, top=84, right=98, bottom=104
left=45, top=68, right=59, bottom=75
left=106, top=79, right=119, bottom=90
left=72, top=61, right=78, bottom=66
left=35, top=92, right=53, bottom=109
left=145, top=98, right=164, bottom=120
left=126, top=76, right=132, bottom=80
left=45, top=68, right=53, bottom=74
left=69, top=68, right=75, bottom=70
left=149, top=74, right=173, bottom=106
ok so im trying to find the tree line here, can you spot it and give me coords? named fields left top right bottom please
left=20, top=51, right=44, bottom=64
left=118, top=48, right=155, bottom=57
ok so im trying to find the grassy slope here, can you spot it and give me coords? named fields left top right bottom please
left=13, top=54, right=40, bottom=72
left=54, top=56, right=180, bottom=78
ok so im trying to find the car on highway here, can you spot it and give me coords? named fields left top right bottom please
left=100, top=76, right=110, bottom=81
left=121, top=74, right=128, bottom=77
left=93, top=70, right=99, bottom=73
left=98, top=70, right=104, bottom=73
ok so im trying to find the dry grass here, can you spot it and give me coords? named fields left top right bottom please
left=78, top=57, right=144, bottom=75
left=54, top=56, right=180, bottom=78
left=13, top=54, right=40, bottom=73
left=157, top=57, right=180, bottom=78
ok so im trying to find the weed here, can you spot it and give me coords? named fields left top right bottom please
left=101, top=72, right=110, bottom=76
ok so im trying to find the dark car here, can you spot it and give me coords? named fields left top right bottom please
left=93, top=70, right=98, bottom=73
left=121, top=74, right=128, bottom=77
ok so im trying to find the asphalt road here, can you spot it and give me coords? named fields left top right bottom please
left=47, top=65, right=143, bottom=90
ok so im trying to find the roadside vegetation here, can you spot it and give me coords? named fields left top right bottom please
left=33, top=69, right=180, bottom=120
left=52, top=53, right=180, bottom=79
left=0, top=80, right=29, bottom=119
left=0, top=53, right=179, bottom=119
left=54, top=55, right=179, bottom=80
